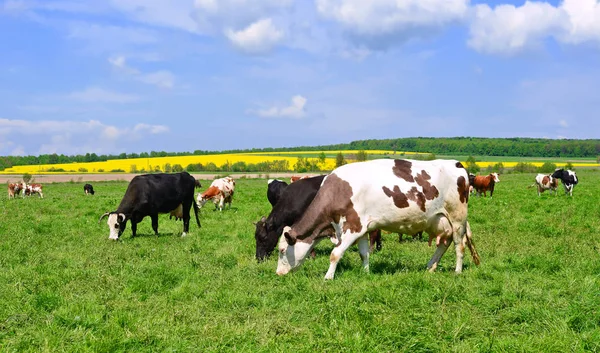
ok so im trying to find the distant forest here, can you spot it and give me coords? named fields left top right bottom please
left=1, top=137, right=599, bottom=171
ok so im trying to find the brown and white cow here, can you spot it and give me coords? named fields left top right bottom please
left=21, top=182, right=44, bottom=198
left=530, top=174, right=558, bottom=196
left=7, top=183, right=22, bottom=199
left=197, top=176, right=235, bottom=211
left=290, top=175, right=311, bottom=183
left=472, top=172, right=500, bottom=198
left=276, top=159, right=480, bottom=280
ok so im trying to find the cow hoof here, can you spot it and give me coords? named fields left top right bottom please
left=181, top=232, right=187, bottom=237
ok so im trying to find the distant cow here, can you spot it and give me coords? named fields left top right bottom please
left=551, top=168, right=578, bottom=196
left=84, top=183, right=95, bottom=195
left=99, top=172, right=200, bottom=240
left=197, top=176, right=235, bottom=211
left=468, top=173, right=476, bottom=195
left=472, top=172, right=500, bottom=198
left=276, top=159, right=480, bottom=279
left=255, top=175, right=382, bottom=262
left=530, top=174, right=558, bottom=196
left=290, top=175, right=311, bottom=183
left=21, top=182, right=44, bottom=198
left=7, top=183, right=21, bottom=199
left=267, top=179, right=288, bottom=207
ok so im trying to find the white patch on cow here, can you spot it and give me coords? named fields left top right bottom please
left=567, top=170, right=577, bottom=183
left=276, top=228, right=314, bottom=276
left=491, top=172, right=500, bottom=183
left=107, top=213, right=121, bottom=240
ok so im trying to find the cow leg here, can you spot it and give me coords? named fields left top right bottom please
left=219, top=196, right=225, bottom=211
left=368, top=229, right=382, bottom=253
left=182, top=206, right=191, bottom=237
left=453, top=230, right=465, bottom=273
left=426, top=215, right=453, bottom=272
left=131, top=220, right=138, bottom=238
left=357, top=235, right=370, bottom=272
left=151, top=214, right=159, bottom=235
left=324, top=231, right=365, bottom=280
left=427, top=242, right=450, bottom=273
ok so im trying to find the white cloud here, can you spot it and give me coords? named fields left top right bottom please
left=559, top=119, right=569, bottom=127
left=108, top=56, right=175, bottom=89
left=67, top=87, right=141, bottom=103
left=250, top=95, right=308, bottom=119
left=0, top=118, right=169, bottom=155
left=317, top=0, right=468, bottom=48
left=225, top=18, right=284, bottom=54
left=468, top=0, right=600, bottom=55
left=108, top=0, right=199, bottom=33
left=193, top=0, right=291, bottom=32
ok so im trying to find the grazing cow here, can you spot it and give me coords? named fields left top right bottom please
left=267, top=179, right=288, bottom=207
left=276, top=159, right=480, bottom=279
left=7, top=183, right=21, bottom=199
left=468, top=173, right=476, bottom=195
left=197, top=176, right=235, bottom=211
left=99, top=172, right=200, bottom=240
left=84, top=183, right=95, bottom=195
left=290, top=175, right=311, bottom=183
left=551, top=168, right=578, bottom=196
left=472, top=172, right=500, bottom=198
left=21, top=182, right=44, bottom=198
left=255, top=175, right=382, bottom=261
left=530, top=174, right=558, bottom=196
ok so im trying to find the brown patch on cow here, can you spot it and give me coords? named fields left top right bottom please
left=406, top=186, right=426, bottom=212
left=392, top=159, right=414, bottom=182
left=456, top=161, right=465, bottom=169
left=542, top=176, right=550, bottom=185
left=383, top=185, right=410, bottom=209
left=415, top=170, right=439, bottom=200
left=457, top=176, right=469, bottom=203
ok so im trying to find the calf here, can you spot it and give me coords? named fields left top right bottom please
left=197, top=176, right=235, bottom=211
left=255, top=175, right=382, bottom=261
left=99, top=172, right=201, bottom=240
left=551, top=168, right=578, bottom=196
left=276, top=159, right=480, bottom=279
left=7, top=183, right=21, bottom=199
left=267, top=179, right=288, bottom=207
left=472, top=172, right=500, bottom=198
left=530, top=174, right=558, bottom=196
left=84, top=183, right=95, bottom=195
left=21, top=182, right=44, bottom=198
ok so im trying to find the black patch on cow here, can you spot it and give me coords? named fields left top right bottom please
left=392, top=159, right=414, bottom=182
left=457, top=176, right=468, bottom=203
left=456, top=161, right=465, bottom=169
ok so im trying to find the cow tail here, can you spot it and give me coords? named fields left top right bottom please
left=464, top=221, right=480, bottom=266
left=193, top=199, right=201, bottom=228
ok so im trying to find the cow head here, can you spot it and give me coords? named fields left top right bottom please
left=196, top=194, right=209, bottom=209
left=276, top=226, right=314, bottom=276
left=254, top=216, right=282, bottom=261
left=491, top=172, right=500, bottom=183
left=99, top=212, right=127, bottom=240
left=551, top=168, right=564, bottom=180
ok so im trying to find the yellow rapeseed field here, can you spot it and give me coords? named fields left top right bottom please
left=1, top=151, right=597, bottom=174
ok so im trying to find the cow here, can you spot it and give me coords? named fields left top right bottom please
left=472, top=172, right=500, bottom=198
left=197, top=176, right=235, bottom=211
left=276, top=159, right=480, bottom=280
left=84, top=183, right=95, bottom=195
left=290, top=175, right=311, bottom=183
left=255, top=175, right=382, bottom=262
left=529, top=174, right=558, bottom=196
left=551, top=168, right=578, bottom=196
left=468, top=173, right=476, bottom=195
left=21, top=182, right=44, bottom=198
left=98, top=172, right=201, bottom=240
left=267, top=179, right=288, bottom=207
left=7, top=183, right=21, bottom=199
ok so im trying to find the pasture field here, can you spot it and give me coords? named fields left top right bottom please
left=1, top=171, right=600, bottom=352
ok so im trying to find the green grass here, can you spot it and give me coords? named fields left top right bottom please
left=1, top=172, right=600, bottom=352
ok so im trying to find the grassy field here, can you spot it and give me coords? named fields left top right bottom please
left=1, top=171, right=600, bottom=352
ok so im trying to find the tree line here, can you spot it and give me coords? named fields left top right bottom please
left=1, top=137, right=599, bottom=171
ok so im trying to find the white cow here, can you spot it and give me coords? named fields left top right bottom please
left=530, top=174, right=558, bottom=196
left=276, top=159, right=480, bottom=280
left=197, top=176, right=235, bottom=211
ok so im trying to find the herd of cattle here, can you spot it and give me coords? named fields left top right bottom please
left=5, top=160, right=580, bottom=279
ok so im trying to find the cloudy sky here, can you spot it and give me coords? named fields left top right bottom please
left=1, top=0, right=600, bottom=156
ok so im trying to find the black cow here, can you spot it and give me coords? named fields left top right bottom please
left=254, top=175, right=382, bottom=261
left=84, top=183, right=95, bottom=195
left=551, top=168, right=578, bottom=196
left=99, top=172, right=200, bottom=240
left=267, top=179, right=288, bottom=207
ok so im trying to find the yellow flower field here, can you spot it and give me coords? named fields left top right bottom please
left=1, top=150, right=597, bottom=175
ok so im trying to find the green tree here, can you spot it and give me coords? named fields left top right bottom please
left=465, top=156, right=480, bottom=174
left=565, top=162, right=574, bottom=170
left=356, top=150, right=368, bottom=162
left=23, top=173, right=32, bottom=183
left=164, top=163, right=172, bottom=173
left=538, top=162, right=557, bottom=173
left=172, top=164, right=184, bottom=172
left=318, top=152, right=326, bottom=165
left=335, top=152, right=346, bottom=168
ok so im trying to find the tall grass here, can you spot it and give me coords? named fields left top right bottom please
left=1, top=171, right=599, bottom=352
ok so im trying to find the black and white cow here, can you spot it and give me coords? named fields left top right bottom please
left=84, top=183, right=95, bottom=195
left=99, top=172, right=201, bottom=240
left=551, top=168, right=578, bottom=196
left=276, top=159, right=480, bottom=279
left=255, top=175, right=382, bottom=261
left=267, top=179, right=288, bottom=207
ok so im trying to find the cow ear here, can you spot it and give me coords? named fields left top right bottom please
left=284, top=231, right=296, bottom=246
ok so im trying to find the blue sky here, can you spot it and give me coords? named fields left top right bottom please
left=1, top=0, right=599, bottom=156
